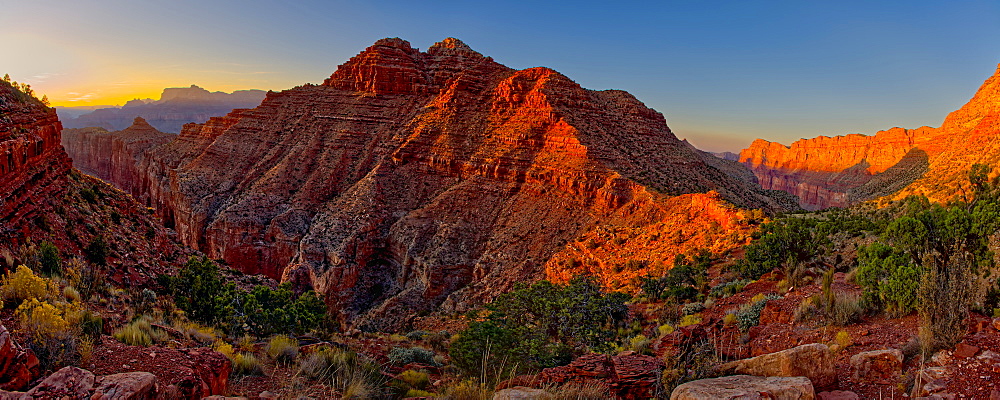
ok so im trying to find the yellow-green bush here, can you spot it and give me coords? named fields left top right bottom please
left=232, top=352, right=264, bottom=375
left=679, top=314, right=702, bottom=327
left=441, top=379, right=492, bottom=400
left=2, top=265, right=57, bottom=306
left=113, top=322, right=151, bottom=347
left=657, top=324, right=675, bottom=337
left=265, top=335, right=298, bottom=364
left=16, top=298, right=78, bottom=341
left=398, top=369, right=430, bottom=390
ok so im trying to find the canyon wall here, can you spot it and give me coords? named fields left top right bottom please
left=87, top=38, right=794, bottom=330
left=62, top=117, right=175, bottom=195
left=739, top=63, right=1000, bottom=210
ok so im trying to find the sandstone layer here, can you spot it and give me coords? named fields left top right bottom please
left=740, top=63, right=1000, bottom=210
left=94, top=38, right=793, bottom=330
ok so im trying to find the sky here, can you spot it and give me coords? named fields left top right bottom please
left=2, top=1, right=999, bottom=152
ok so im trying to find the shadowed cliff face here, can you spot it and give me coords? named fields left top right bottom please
left=740, top=63, right=1000, bottom=210
left=88, top=38, right=793, bottom=330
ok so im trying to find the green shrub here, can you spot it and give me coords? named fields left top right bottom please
left=84, top=235, right=109, bottom=266
left=682, top=302, right=704, bottom=315
left=38, top=241, right=61, bottom=276
left=265, top=335, right=299, bottom=364
left=406, top=330, right=430, bottom=341
left=388, top=347, right=439, bottom=367
left=735, top=295, right=779, bottom=331
left=709, top=279, right=750, bottom=298
left=449, top=277, right=629, bottom=378
left=159, top=256, right=236, bottom=326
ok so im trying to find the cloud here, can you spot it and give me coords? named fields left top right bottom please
left=65, top=92, right=98, bottom=102
left=29, top=73, right=63, bottom=83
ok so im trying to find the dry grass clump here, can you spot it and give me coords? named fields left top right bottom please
left=266, top=335, right=299, bottom=364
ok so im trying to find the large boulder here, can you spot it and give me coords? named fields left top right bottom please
left=23, top=366, right=95, bottom=399
left=92, top=371, right=157, bottom=399
left=670, top=375, right=815, bottom=400
left=497, top=352, right=663, bottom=399
left=849, top=349, right=903, bottom=384
left=493, top=386, right=548, bottom=400
left=0, top=325, right=39, bottom=391
left=718, top=343, right=836, bottom=388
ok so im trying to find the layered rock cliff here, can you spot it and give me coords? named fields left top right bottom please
left=100, top=38, right=793, bottom=330
left=0, top=80, right=72, bottom=236
left=60, top=85, right=266, bottom=133
left=0, top=79, right=186, bottom=284
left=739, top=63, right=1000, bottom=210
left=62, top=117, right=175, bottom=194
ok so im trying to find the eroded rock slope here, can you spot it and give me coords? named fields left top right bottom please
left=92, top=38, right=793, bottom=330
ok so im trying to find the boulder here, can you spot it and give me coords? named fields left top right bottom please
left=670, top=375, right=814, bottom=400
left=0, top=325, right=39, bottom=391
left=0, top=391, right=24, bottom=400
left=499, top=352, right=662, bottom=399
left=718, top=343, right=836, bottom=388
left=818, top=391, right=859, bottom=400
left=92, top=371, right=157, bottom=399
left=23, top=366, right=95, bottom=399
left=953, top=342, right=979, bottom=358
left=493, top=387, right=548, bottom=400
left=849, top=349, right=903, bottom=384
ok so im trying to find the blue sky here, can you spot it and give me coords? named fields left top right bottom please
left=2, top=0, right=999, bottom=152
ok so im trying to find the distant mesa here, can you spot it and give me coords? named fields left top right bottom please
left=57, top=84, right=266, bottom=133
left=739, top=62, right=1000, bottom=210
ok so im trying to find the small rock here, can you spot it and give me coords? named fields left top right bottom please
left=492, top=387, right=547, bottom=400
left=931, top=351, right=952, bottom=366
left=850, top=349, right=903, bottom=384
left=92, top=371, right=156, bottom=400
left=258, top=391, right=279, bottom=400
left=819, top=390, right=860, bottom=400
left=992, top=318, right=1000, bottom=332
left=954, top=343, right=980, bottom=358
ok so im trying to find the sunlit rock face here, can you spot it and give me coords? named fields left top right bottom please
left=740, top=64, right=1000, bottom=210
left=91, top=38, right=792, bottom=330
left=0, top=80, right=71, bottom=233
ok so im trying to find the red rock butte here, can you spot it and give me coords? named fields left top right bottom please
left=740, top=63, right=1000, bottom=210
left=62, top=37, right=794, bottom=330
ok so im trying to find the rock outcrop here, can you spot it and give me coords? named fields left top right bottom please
left=0, top=80, right=71, bottom=237
left=740, top=63, right=1000, bottom=209
left=0, top=77, right=187, bottom=287
left=498, top=352, right=663, bottom=400
left=62, top=117, right=175, bottom=194
left=0, top=325, right=39, bottom=391
left=89, top=37, right=792, bottom=330
left=849, top=349, right=903, bottom=384
left=670, top=375, right=815, bottom=400
left=59, top=85, right=266, bottom=133
left=717, top=343, right=836, bottom=388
